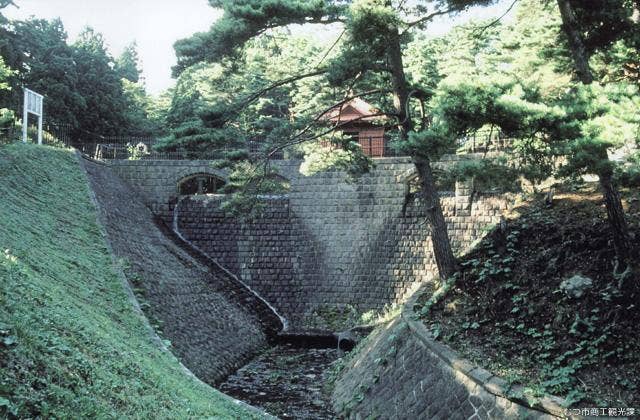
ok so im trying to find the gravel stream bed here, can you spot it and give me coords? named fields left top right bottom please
left=218, top=343, right=342, bottom=419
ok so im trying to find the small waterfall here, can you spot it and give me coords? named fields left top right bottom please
left=172, top=195, right=289, bottom=332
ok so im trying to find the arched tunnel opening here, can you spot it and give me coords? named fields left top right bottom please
left=177, top=173, right=226, bottom=196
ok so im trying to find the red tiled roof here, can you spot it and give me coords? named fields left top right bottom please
left=322, top=98, right=386, bottom=123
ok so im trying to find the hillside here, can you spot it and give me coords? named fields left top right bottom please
left=420, top=184, right=640, bottom=408
left=0, top=144, right=263, bottom=419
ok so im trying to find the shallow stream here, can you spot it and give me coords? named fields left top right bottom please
left=218, top=343, right=342, bottom=419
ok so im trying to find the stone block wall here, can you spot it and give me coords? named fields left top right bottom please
left=172, top=158, right=513, bottom=330
left=106, top=160, right=228, bottom=220
left=176, top=196, right=313, bottom=327
left=81, top=159, right=279, bottom=385
left=331, top=294, right=567, bottom=419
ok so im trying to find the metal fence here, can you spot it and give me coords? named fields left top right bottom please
left=2, top=119, right=515, bottom=161
left=90, top=138, right=285, bottom=161
left=43, top=122, right=73, bottom=146
left=92, top=143, right=227, bottom=160
left=356, top=130, right=514, bottom=158
left=0, top=120, right=74, bottom=147
left=0, top=123, right=17, bottom=144
left=457, top=129, right=515, bottom=153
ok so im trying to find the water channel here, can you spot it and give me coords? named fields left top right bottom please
left=219, top=342, right=343, bottom=419
left=172, top=197, right=351, bottom=418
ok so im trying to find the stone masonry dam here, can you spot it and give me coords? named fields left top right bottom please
left=106, top=156, right=511, bottom=331
left=85, top=155, right=566, bottom=419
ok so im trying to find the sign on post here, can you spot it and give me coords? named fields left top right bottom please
left=22, top=88, right=44, bottom=145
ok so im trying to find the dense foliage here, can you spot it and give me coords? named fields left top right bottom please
left=423, top=186, right=640, bottom=407
left=158, top=0, right=638, bottom=280
left=0, top=7, right=161, bottom=142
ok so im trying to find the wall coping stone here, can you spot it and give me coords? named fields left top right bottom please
left=106, top=157, right=415, bottom=167
left=401, top=283, right=569, bottom=419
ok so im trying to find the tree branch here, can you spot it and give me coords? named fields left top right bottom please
left=401, top=88, right=431, bottom=128
left=266, top=111, right=395, bottom=158
left=242, top=69, right=327, bottom=107
left=556, top=0, right=594, bottom=84
left=268, top=86, right=430, bottom=158
left=402, top=6, right=461, bottom=33
left=306, top=16, right=346, bottom=25
left=314, top=29, right=346, bottom=69
left=472, top=0, right=518, bottom=37
left=0, top=0, right=17, bottom=9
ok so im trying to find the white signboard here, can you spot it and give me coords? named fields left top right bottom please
left=22, top=88, right=44, bottom=144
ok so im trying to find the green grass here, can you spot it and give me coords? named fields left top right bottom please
left=0, top=143, right=263, bottom=419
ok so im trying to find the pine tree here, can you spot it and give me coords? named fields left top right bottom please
left=169, top=0, right=497, bottom=280
left=115, top=42, right=141, bottom=83
left=554, top=0, right=636, bottom=271
left=71, top=27, right=128, bottom=136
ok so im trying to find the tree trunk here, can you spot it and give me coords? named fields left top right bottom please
left=599, top=169, right=632, bottom=267
left=556, top=0, right=594, bottom=84
left=387, top=25, right=458, bottom=280
left=556, top=0, right=634, bottom=269
left=414, top=156, right=459, bottom=280
left=387, top=27, right=412, bottom=137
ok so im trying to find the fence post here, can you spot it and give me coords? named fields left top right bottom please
left=22, top=93, right=28, bottom=143
left=37, top=111, right=43, bottom=145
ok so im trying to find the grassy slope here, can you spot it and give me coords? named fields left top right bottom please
left=0, top=144, right=262, bottom=419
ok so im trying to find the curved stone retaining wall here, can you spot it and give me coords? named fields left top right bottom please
left=81, top=158, right=279, bottom=385
left=331, top=289, right=567, bottom=419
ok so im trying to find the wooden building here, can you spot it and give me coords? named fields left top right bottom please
left=323, top=98, right=387, bottom=157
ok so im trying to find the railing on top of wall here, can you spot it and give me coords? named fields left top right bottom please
left=91, top=140, right=286, bottom=161
left=10, top=124, right=515, bottom=161
left=357, top=130, right=516, bottom=158
left=456, top=129, right=516, bottom=153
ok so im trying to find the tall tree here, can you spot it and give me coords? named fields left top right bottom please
left=1, top=15, right=158, bottom=141
left=554, top=0, right=637, bottom=270
left=0, top=0, right=15, bottom=53
left=115, top=42, right=141, bottom=83
left=121, top=78, right=160, bottom=136
left=158, top=35, right=328, bottom=160
left=116, top=42, right=160, bottom=136
left=555, top=0, right=594, bottom=83
left=169, top=0, right=501, bottom=280
left=0, top=55, right=15, bottom=136
left=0, top=55, right=11, bottom=93
left=0, top=18, right=85, bottom=127
left=71, top=27, right=127, bottom=136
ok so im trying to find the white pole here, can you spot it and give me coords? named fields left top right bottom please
left=37, top=114, right=43, bottom=145
left=22, top=89, right=28, bottom=143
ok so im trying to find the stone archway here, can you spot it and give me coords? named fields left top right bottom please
left=177, top=173, right=226, bottom=196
